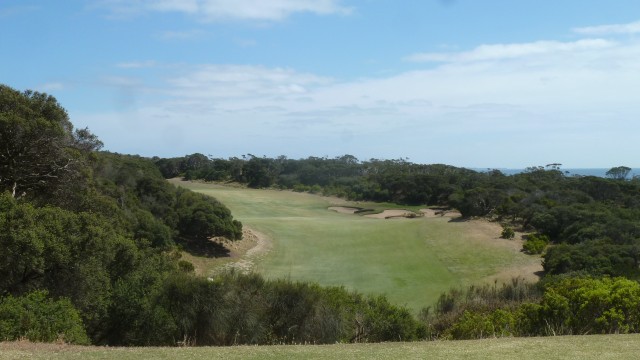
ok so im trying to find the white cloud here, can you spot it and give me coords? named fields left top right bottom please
left=574, top=20, right=640, bottom=35
left=76, top=32, right=640, bottom=166
left=96, top=0, right=350, bottom=21
left=405, top=39, right=615, bottom=63
left=166, top=65, right=332, bottom=102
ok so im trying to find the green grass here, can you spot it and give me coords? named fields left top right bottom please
left=4, top=334, right=640, bottom=359
left=171, top=180, right=538, bottom=311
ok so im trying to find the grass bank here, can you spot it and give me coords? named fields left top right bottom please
left=3, top=334, right=640, bottom=359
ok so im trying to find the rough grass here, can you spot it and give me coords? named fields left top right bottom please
left=171, top=180, right=540, bottom=311
left=3, top=334, right=640, bottom=359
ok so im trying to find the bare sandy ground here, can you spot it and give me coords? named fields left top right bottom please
left=216, top=227, right=272, bottom=274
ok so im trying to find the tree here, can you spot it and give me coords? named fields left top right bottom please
left=606, top=166, right=632, bottom=180
left=0, top=85, right=77, bottom=199
left=73, top=127, right=104, bottom=152
left=175, top=189, right=243, bottom=241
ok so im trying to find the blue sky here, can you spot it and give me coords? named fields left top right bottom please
left=2, top=0, right=640, bottom=168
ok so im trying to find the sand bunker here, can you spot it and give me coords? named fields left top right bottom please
left=329, top=206, right=462, bottom=220
left=364, top=209, right=416, bottom=219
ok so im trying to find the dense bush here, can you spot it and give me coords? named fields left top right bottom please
left=522, top=234, right=549, bottom=254
left=0, top=291, right=89, bottom=344
left=422, top=279, right=541, bottom=339
left=101, top=271, right=427, bottom=346
left=434, top=277, right=640, bottom=339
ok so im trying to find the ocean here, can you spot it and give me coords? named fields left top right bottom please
left=477, top=168, right=640, bottom=178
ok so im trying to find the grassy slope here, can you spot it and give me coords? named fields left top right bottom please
left=171, top=180, right=539, bottom=311
left=3, top=334, right=640, bottom=359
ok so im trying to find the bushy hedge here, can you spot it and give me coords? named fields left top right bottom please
left=432, top=277, right=640, bottom=339
left=0, top=291, right=89, bottom=344
left=146, top=272, right=426, bottom=346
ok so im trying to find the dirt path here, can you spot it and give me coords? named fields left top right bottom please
left=216, top=227, right=272, bottom=275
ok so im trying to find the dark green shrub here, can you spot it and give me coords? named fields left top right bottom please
left=0, top=291, right=89, bottom=344
left=501, top=226, right=515, bottom=239
left=178, top=260, right=195, bottom=273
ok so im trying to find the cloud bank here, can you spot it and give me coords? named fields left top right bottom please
left=574, top=20, right=640, bottom=35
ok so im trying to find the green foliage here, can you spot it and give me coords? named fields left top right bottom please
left=448, top=309, right=515, bottom=339
left=437, top=277, right=640, bottom=339
left=153, top=272, right=425, bottom=346
left=423, top=279, right=541, bottom=339
left=0, top=85, right=77, bottom=200
left=522, top=234, right=549, bottom=254
left=175, top=189, right=242, bottom=241
left=520, top=277, right=640, bottom=335
left=0, top=291, right=89, bottom=344
left=0, top=85, right=246, bottom=345
left=543, top=242, right=640, bottom=277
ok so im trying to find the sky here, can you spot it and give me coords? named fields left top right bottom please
left=2, top=0, right=640, bottom=168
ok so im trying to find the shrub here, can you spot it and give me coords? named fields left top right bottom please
left=523, top=234, right=549, bottom=254
left=178, top=260, right=195, bottom=273
left=501, top=226, right=515, bottom=239
left=0, top=291, right=89, bottom=344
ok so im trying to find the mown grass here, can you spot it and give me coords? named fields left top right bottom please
left=3, top=334, right=640, bottom=359
left=171, top=180, right=539, bottom=311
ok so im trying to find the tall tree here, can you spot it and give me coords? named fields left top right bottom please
left=606, top=166, right=632, bottom=180
left=0, top=85, right=76, bottom=199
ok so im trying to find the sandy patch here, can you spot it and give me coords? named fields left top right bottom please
left=485, top=262, right=544, bottom=285
left=328, top=206, right=360, bottom=214
left=217, top=227, right=272, bottom=274
left=458, top=219, right=543, bottom=284
left=365, top=209, right=416, bottom=219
